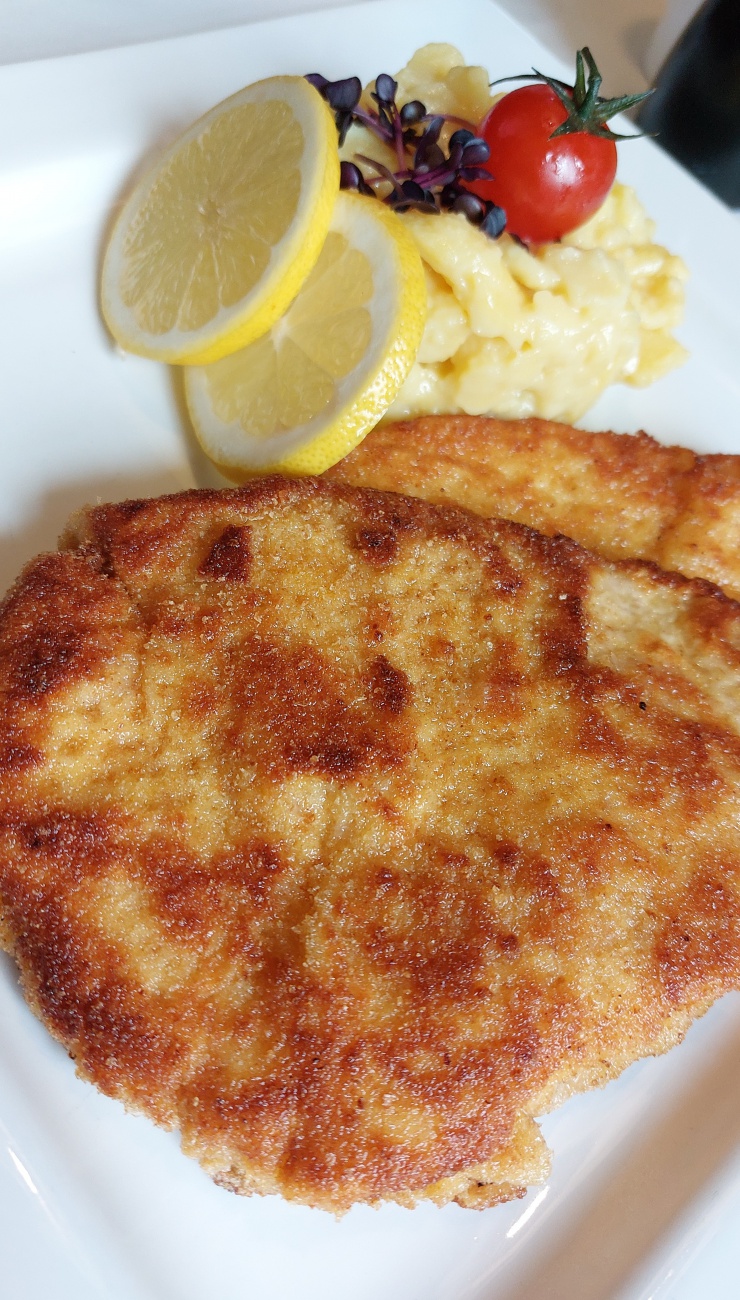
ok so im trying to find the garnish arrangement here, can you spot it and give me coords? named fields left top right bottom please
left=306, top=70, right=506, bottom=238
left=308, top=48, right=650, bottom=242
left=99, top=43, right=684, bottom=472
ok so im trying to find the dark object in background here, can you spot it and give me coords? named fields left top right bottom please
left=639, top=0, right=740, bottom=207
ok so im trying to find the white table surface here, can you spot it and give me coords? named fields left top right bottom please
left=1, top=0, right=665, bottom=95
left=3, top=3, right=740, bottom=1298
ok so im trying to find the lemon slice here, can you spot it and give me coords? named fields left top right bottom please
left=101, top=77, right=339, bottom=364
left=183, top=192, right=427, bottom=477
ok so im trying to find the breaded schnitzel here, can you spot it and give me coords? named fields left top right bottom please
left=327, top=415, right=740, bottom=599
left=2, top=477, right=740, bottom=1211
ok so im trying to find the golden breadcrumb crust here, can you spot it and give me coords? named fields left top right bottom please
left=328, top=416, right=740, bottom=599
left=1, top=476, right=740, bottom=1211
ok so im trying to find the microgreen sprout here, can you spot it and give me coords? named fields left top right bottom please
left=305, top=71, right=506, bottom=237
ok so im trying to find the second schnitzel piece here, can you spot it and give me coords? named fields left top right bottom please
left=328, top=415, right=740, bottom=599
left=2, top=477, right=740, bottom=1212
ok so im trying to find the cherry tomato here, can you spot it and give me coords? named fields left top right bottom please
left=470, top=83, right=617, bottom=244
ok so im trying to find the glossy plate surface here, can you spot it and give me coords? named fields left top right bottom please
left=1, top=2, right=740, bottom=1296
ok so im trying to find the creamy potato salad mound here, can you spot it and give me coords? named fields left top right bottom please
left=345, top=46, right=688, bottom=424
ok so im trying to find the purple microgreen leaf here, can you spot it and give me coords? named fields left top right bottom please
left=446, top=142, right=465, bottom=171
left=423, top=116, right=444, bottom=144
left=450, top=191, right=486, bottom=222
left=460, top=138, right=490, bottom=166
left=400, top=99, right=426, bottom=126
left=401, top=180, right=430, bottom=199
left=335, top=112, right=354, bottom=147
left=303, top=73, right=363, bottom=145
left=377, top=102, right=395, bottom=134
left=389, top=178, right=437, bottom=214
left=339, top=160, right=373, bottom=195
left=323, top=76, right=362, bottom=112
left=340, top=160, right=361, bottom=188
left=351, top=105, right=394, bottom=144
left=414, top=141, right=446, bottom=172
left=449, top=128, right=476, bottom=150
left=440, top=181, right=463, bottom=206
left=374, top=73, right=398, bottom=105
left=480, top=203, right=506, bottom=238
left=458, top=165, right=494, bottom=182
left=304, top=73, right=329, bottom=92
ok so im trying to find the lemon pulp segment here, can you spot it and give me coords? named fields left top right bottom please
left=201, top=231, right=373, bottom=434
left=184, top=192, right=428, bottom=477
left=119, top=102, right=303, bottom=334
left=101, top=77, right=340, bottom=364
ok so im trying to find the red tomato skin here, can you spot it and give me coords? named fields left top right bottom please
left=471, top=84, right=617, bottom=244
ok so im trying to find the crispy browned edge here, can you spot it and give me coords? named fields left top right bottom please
left=2, top=473, right=740, bottom=1212
left=327, top=415, right=740, bottom=600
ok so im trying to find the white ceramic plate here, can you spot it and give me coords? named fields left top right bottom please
left=2, top=3, right=740, bottom=1297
